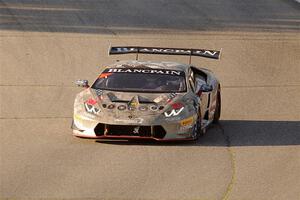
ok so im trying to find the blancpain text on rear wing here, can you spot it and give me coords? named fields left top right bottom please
left=109, top=46, right=221, bottom=60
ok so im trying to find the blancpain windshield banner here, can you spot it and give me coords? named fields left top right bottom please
left=109, top=46, right=221, bottom=59
left=103, top=68, right=184, bottom=76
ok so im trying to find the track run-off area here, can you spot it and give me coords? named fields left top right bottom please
left=1, top=1, right=300, bottom=199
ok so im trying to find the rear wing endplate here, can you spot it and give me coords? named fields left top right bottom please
left=108, top=46, right=221, bottom=63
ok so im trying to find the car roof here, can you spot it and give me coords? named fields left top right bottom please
left=107, top=60, right=190, bottom=73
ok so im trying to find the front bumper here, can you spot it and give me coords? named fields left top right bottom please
left=72, top=114, right=196, bottom=141
left=73, top=130, right=194, bottom=141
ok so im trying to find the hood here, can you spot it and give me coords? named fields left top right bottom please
left=85, top=88, right=183, bottom=116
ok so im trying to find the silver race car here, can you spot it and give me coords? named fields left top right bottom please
left=72, top=46, right=221, bottom=141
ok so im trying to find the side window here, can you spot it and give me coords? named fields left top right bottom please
left=191, top=67, right=207, bottom=92
left=188, top=70, right=195, bottom=92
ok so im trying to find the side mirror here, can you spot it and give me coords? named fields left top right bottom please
left=197, top=84, right=213, bottom=96
left=200, top=84, right=213, bottom=92
left=75, top=79, right=89, bottom=88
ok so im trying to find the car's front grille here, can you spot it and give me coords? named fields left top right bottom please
left=106, top=125, right=152, bottom=137
left=94, top=123, right=167, bottom=139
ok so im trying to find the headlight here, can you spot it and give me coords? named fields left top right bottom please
left=164, top=102, right=184, bottom=117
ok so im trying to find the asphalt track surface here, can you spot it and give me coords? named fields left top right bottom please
left=0, top=1, right=300, bottom=200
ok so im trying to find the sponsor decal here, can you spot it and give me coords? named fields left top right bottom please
left=171, top=102, right=184, bottom=110
left=154, top=93, right=177, bottom=104
left=95, top=89, right=103, bottom=96
left=128, top=96, right=139, bottom=110
left=109, top=47, right=221, bottom=59
left=117, top=105, right=127, bottom=111
left=167, top=93, right=177, bottom=103
left=180, top=116, right=194, bottom=126
left=99, top=73, right=113, bottom=78
left=139, top=105, right=148, bottom=111
left=150, top=105, right=159, bottom=111
left=170, top=93, right=177, bottom=98
left=164, top=116, right=182, bottom=121
left=133, top=126, right=140, bottom=134
left=164, top=107, right=184, bottom=117
left=164, top=103, right=185, bottom=117
left=85, top=98, right=97, bottom=105
left=107, top=92, right=118, bottom=102
left=84, top=103, right=100, bottom=115
left=179, top=125, right=193, bottom=131
left=107, top=104, right=115, bottom=109
left=103, top=68, right=183, bottom=76
left=114, top=118, right=144, bottom=124
left=154, top=95, right=168, bottom=103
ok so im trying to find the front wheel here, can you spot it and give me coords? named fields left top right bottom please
left=213, top=90, right=221, bottom=123
left=192, top=112, right=204, bottom=140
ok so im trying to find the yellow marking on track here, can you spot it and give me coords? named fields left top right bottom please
left=222, top=147, right=237, bottom=200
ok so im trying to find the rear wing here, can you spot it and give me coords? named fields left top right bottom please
left=108, top=46, right=221, bottom=63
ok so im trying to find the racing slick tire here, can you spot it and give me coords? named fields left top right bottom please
left=213, top=88, right=221, bottom=124
left=192, top=110, right=204, bottom=140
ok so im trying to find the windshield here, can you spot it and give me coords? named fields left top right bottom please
left=92, top=68, right=186, bottom=93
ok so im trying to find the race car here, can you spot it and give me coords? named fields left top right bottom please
left=72, top=46, right=221, bottom=141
